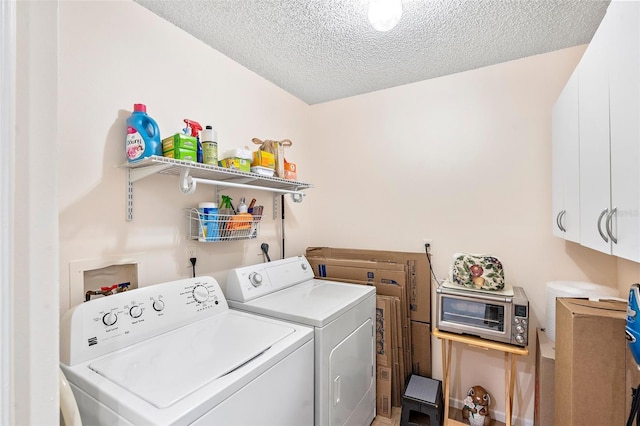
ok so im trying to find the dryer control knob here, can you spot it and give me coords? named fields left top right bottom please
left=153, top=299, right=165, bottom=312
left=249, top=272, right=263, bottom=287
left=301, top=263, right=308, bottom=271
left=129, top=305, right=143, bottom=318
left=102, top=311, right=117, bottom=326
left=193, top=285, right=209, bottom=303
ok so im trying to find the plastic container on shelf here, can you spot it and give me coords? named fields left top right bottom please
left=126, top=103, right=161, bottom=163
left=198, top=202, right=219, bottom=242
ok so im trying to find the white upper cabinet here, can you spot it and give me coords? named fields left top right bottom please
left=578, top=5, right=613, bottom=254
left=551, top=69, right=580, bottom=242
left=609, top=1, right=640, bottom=261
left=569, top=0, right=640, bottom=261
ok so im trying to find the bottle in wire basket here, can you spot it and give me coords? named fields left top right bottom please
left=198, top=202, right=219, bottom=242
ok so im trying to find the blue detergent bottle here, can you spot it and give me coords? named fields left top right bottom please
left=126, top=103, right=161, bottom=162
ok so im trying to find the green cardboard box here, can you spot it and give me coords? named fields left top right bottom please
left=162, top=133, right=198, bottom=152
left=163, top=147, right=197, bottom=162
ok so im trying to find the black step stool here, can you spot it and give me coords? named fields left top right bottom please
left=400, top=375, right=444, bottom=426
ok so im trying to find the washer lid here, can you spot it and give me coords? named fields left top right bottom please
left=229, top=279, right=375, bottom=327
left=89, top=311, right=295, bottom=409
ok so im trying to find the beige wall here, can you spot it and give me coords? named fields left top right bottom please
left=618, top=258, right=640, bottom=297
left=57, top=0, right=315, bottom=313
left=306, top=45, right=620, bottom=422
left=54, top=1, right=636, bottom=424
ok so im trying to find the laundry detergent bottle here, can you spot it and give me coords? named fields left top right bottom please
left=126, top=103, right=161, bottom=162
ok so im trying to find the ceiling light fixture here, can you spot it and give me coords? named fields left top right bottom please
left=368, top=0, right=403, bottom=32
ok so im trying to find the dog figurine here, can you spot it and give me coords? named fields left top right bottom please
left=462, top=385, right=491, bottom=426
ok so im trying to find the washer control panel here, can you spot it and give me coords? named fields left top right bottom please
left=226, top=256, right=315, bottom=302
left=60, top=276, right=227, bottom=366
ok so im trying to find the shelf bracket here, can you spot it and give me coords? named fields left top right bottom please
left=126, top=163, right=173, bottom=221
left=127, top=169, right=134, bottom=221
left=273, top=193, right=279, bottom=220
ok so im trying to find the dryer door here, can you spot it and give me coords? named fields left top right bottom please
left=329, top=318, right=375, bottom=426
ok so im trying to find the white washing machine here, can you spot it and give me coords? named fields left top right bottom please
left=60, top=276, right=314, bottom=425
left=225, top=256, right=376, bottom=426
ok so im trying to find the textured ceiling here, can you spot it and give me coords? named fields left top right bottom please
left=135, top=0, right=609, bottom=105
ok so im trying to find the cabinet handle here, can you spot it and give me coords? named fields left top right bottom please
left=556, top=210, right=566, bottom=232
left=559, top=210, right=567, bottom=232
left=606, top=207, right=617, bottom=244
left=597, top=208, right=609, bottom=243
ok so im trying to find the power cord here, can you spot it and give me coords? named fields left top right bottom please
left=424, top=243, right=441, bottom=288
left=190, top=257, right=197, bottom=278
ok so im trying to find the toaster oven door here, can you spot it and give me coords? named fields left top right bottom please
left=438, top=294, right=509, bottom=341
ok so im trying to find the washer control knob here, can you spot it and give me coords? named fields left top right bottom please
left=153, top=299, right=165, bottom=312
left=129, top=305, right=143, bottom=318
left=515, top=325, right=525, bottom=334
left=515, top=334, right=525, bottom=344
left=193, top=285, right=209, bottom=303
left=249, top=272, right=263, bottom=287
left=301, top=263, right=308, bottom=271
left=102, top=311, right=117, bottom=326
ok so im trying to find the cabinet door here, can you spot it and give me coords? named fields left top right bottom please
left=578, top=8, right=613, bottom=254
left=609, top=1, right=640, bottom=261
left=551, top=70, right=580, bottom=242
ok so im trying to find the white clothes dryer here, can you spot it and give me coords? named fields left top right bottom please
left=226, top=256, right=376, bottom=426
left=60, top=276, right=314, bottom=425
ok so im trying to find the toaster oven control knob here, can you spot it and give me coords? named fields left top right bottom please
left=153, top=299, right=165, bottom=312
left=515, top=325, right=525, bottom=334
left=515, top=334, right=525, bottom=344
left=249, top=272, right=263, bottom=287
left=129, top=305, right=142, bottom=318
left=192, top=285, right=209, bottom=303
left=102, top=311, right=117, bottom=326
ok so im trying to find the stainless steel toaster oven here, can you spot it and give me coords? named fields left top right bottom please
left=435, top=285, right=529, bottom=347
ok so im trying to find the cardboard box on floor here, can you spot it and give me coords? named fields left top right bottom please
left=376, top=295, right=402, bottom=414
left=376, top=296, right=393, bottom=368
left=377, top=365, right=392, bottom=419
left=554, top=298, right=628, bottom=426
left=410, top=321, right=432, bottom=378
left=305, top=247, right=431, bottom=323
left=535, top=328, right=554, bottom=426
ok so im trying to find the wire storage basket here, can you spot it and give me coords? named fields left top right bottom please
left=186, top=208, right=262, bottom=242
